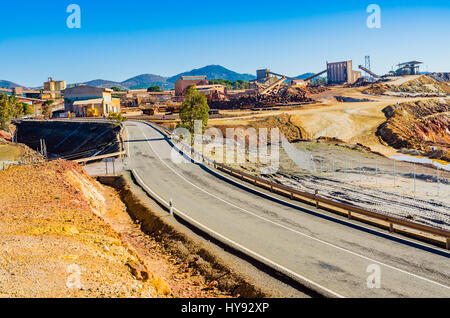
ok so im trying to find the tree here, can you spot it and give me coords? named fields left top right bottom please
left=0, top=93, right=34, bottom=131
left=111, top=87, right=123, bottom=92
left=42, top=100, right=54, bottom=119
left=147, top=86, right=162, bottom=92
left=0, top=94, right=10, bottom=131
left=107, top=112, right=125, bottom=124
left=179, top=85, right=209, bottom=135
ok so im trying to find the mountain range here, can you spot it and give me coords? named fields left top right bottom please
left=1, top=65, right=317, bottom=90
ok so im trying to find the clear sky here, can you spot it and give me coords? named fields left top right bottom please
left=0, top=0, right=449, bottom=87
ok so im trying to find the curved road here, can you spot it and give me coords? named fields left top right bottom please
left=123, top=120, right=450, bottom=298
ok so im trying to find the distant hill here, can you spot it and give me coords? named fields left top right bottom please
left=0, top=80, right=23, bottom=89
left=167, top=65, right=256, bottom=83
left=121, top=74, right=168, bottom=90
left=80, top=74, right=168, bottom=90
left=81, top=79, right=128, bottom=90
left=295, top=73, right=316, bottom=80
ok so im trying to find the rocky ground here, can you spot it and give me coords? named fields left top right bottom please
left=224, top=140, right=450, bottom=231
left=363, top=75, right=450, bottom=97
left=377, top=98, right=450, bottom=161
left=0, top=160, right=231, bottom=298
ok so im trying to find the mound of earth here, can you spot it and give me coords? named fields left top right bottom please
left=0, top=160, right=168, bottom=297
left=364, top=75, right=450, bottom=97
left=212, top=114, right=304, bottom=145
left=430, top=72, right=450, bottom=82
left=377, top=99, right=450, bottom=161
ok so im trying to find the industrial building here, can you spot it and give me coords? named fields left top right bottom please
left=63, top=85, right=120, bottom=117
left=327, top=60, right=361, bottom=84
left=394, top=61, right=422, bottom=76
left=44, top=77, right=67, bottom=92
left=175, top=76, right=208, bottom=96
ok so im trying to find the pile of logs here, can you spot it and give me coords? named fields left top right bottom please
left=210, top=87, right=314, bottom=110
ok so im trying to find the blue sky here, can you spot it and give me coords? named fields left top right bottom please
left=0, top=0, right=449, bottom=87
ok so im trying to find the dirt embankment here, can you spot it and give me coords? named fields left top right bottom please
left=0, top=160, right=170, bottom=297
left=212, top=114, right=304, bottom=144
left=377, top=99, right=450, bottom=161
left=364, top=75, right=450, bottom=97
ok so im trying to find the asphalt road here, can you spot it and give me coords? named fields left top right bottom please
left=123, top=120, right=450, bottom=298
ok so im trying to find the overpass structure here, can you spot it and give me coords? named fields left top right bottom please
left=122, top=121, right=450, bottom=298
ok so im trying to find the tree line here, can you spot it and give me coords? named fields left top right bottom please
left=0, top=93, right=34, bottom=131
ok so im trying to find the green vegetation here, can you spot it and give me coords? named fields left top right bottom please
left=111, top=87, right=125, bottom=92
left=147, top=86, right=162, bottom=92
left=0, top=93, right=34, bottom=131
left=108, top=112, right=125, bottom=124
left=209, top=79, right=250, bottom=90
left=312, top=77, right=327, bottom=85
left=179, top=85, right=209, bottom=135
left=42, top=100, right=54, bottom=119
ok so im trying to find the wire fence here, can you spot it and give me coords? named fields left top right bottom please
left=308, top=153, right=448, bottom=198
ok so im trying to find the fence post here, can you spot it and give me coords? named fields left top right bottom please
left=315, top=190, right=319, bottom=208
left=375, top=159, right=378, bottom=186
left=393, top=160, right=396, bottom=188
left=436, top=167, right=440, bottom=197
left=389, top=222, right=394, bottom=233
left=413, top=163, right=416, bottom=194
left=348, top=211, right=352, bottom=220
left=359, top=157, right=362, bottom=183
left=446, top=238, right=450, bottom=250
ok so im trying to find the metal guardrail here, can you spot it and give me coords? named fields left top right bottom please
left=73, top=151, right=125, bottom=164
left=143, top=120, right=450, bottom=250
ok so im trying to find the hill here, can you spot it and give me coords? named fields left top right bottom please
left=167, top=65, right=255, bottom=83
left=82, top=79, right=128, bottom=90
left=121, top=74, right=168, bottom=90
left=295, top=73, right=315, bottom=80
left=0, top=80, right=23, bottom=89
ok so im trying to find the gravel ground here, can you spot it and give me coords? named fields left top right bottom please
left=226, top=141, right=450, bottom=231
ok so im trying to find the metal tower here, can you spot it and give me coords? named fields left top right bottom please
left=365, top=56, right=371, bottom=79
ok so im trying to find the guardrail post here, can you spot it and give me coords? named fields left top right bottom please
left=348, top=211, right=352, bottom=220
left=389, top=223, right=394, bottom=233
left=446, top=238, right=450, bottom=250
left=169, top=199, right=174, bottom=217
left=315, top=190, right=319, bottom=208
left=290, top=192, right=294, bottom=200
